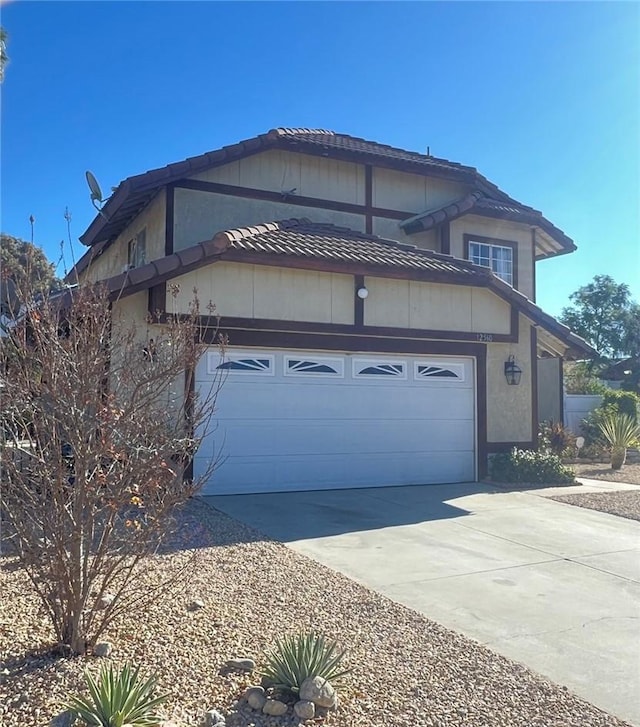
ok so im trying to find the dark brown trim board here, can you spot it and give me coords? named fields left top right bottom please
left=558, top=356, right=565, bottom=424
left=440, top=223, right=451, bottom=255
left=175, top=178, right=412, bottom=222
left=178, top=314, right=516, bottom=345
left=476, top=352, right=488, bottom=478
left=147, top=283, right=167, bottom=317
left=531, top=325, right=539, bottom=449
left=165, top=184, right=175, bottom=257
left=510, top=306, right=519, bottom=340
left=463, top=234, right=519, bottom=290
left=364, top=165, right=373, bottom=234
left=531, top=227, right=536, bottom=303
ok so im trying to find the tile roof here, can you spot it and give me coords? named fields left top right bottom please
left=273, top=128, right=474, bottom=175
left=77, top=127, right=522, bottom=250
left=215, top=218, right=483, bottom=276
left=401, top=191, right=575, bottom=253
left=95, top=217, right=593, bottom=358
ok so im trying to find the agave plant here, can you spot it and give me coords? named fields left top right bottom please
left=66, top=663, right=168, bottom=726
left=260, top=631, right=351, bottom=695
left=597, top=413, right=640, bottom=470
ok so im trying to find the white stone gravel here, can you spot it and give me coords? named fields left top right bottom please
left=0, top=499, right=631, bottom=727
left=551, top=489, right=640, bottom=521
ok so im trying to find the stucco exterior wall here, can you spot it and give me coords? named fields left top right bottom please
left=81, top=190, right=166, bottom=282
left=170, top=262, right=354, bottom=325
left=486, top=316, right=534, bottom=442
left=450, top=214, right=534, bottom=300
left=372, top=167, right=468, bottom=213
left=372, top=217, right=439, bottom=251
left=111, top=291, right=151, bottom=342
left=363, top=279, right=512, bottom=334
left=191, top=150, right=366, bottom=205
left=173, top=188, right=364, bottom=251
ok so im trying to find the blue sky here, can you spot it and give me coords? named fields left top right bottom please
left=1, top=1, right=638, bottom=316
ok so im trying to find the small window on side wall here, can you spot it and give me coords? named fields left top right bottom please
left=467, top=238, right=514, bottom=286
left=127, top=229, right=147, bottom=269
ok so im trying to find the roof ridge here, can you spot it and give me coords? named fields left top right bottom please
left=274, top=127, right=471, bottom=170
left=274, top=128, right=335, bottom=136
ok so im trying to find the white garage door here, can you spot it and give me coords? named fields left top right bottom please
left=195, top=349, right=476, bottom=495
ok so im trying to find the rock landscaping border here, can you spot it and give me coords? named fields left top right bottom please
left=0, top=499, right=631, bottom=726
left=551, top=489, right=640, bottom=522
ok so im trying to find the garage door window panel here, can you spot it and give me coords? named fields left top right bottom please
left=353, top=359, right=407, bottom=379
left=284, top=356, right=344, bottom=377
left=414, top=361, right=465, bottom=382
left=209, top=353, right=275, bottom=376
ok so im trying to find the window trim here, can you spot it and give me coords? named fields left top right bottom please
left=463, top=235, right=518, bottom=288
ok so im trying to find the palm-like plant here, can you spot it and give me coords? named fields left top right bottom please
left=66, top=663, right=168, bottom=726
left=598, top=413, right=640, bottom=470
left=260, top=631, right=351, bottom=695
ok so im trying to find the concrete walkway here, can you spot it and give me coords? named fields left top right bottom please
left=205, top=479, right=640, bottom=725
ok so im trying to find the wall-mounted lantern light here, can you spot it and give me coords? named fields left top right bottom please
left=504, top=355, right=522, bottom=385
left=356, top=286, right=369, bottom=299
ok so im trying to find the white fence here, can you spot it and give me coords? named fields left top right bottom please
left=564, top=394, right=603, bottom=435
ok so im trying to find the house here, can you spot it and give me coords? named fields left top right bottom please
left=70, top=128, right=594, bottom=495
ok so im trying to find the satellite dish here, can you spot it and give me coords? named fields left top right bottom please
left=85, top=170, right=110, bottom=219
left=85, top=170, right=104, bottom=204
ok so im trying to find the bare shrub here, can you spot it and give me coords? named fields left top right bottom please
left=0, top=281, right=221, bottom=654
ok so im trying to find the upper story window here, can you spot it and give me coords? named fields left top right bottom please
left=127, top=229, right=147, bottom=269
left=465, top=235, right=516, bottom=287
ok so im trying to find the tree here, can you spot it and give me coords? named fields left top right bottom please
left=559, top=275, right=639, bottom=363
left=0, top=27, right=8, bottom=83
left=1, top=233, right=61, bottom=294
left=0, top=281, right=221, bottom=654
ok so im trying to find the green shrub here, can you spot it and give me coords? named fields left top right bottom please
left=597, top=412, right=640, bottom=469
left=260, top=631, right=351, bottom=696
left=563, top=362, right=607, bottom=395
left=601, top=390, right=639, bottom=423
left=66, top=663, right=167, bottom=726
left=580, top=403, right=618, bottom=447
left=489, top=448, right=575, bottom=484
left=539, top=420, right=576, bottom=456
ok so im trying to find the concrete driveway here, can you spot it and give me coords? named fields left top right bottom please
left=205, top=480, right=640, bottom=725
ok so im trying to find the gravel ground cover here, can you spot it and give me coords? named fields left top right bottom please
left=552, top=489, right=640, bottom=522
left=572, top=462, right=640, bottom=485
left=0, top=500, right=631, bottom=727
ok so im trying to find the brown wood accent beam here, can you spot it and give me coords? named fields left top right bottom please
left=162, top=314, right=516, bottom=344
left=510, top=305, right=519, bottom=341
left=174, top=178, right=414, bottom=222
left=531, top=325, right=539, bottom=449
left=364, top=165, right=373, bottom=234
left=147, top=283, right=167, bottom=317
left=558, top=356, right=565, bottom=424
left=165, top=184, right=175, bottom=257
left=531, top=227, right=537, bottom=302
left=440, top=223, right=451, bottom=255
